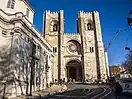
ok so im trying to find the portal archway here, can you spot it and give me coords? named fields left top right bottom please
left=66, top=60, right=82, bottom=81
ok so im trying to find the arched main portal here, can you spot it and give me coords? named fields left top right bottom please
left=66, top=60, right=82, bottom=82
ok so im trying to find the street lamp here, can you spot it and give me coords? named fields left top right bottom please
left=127, top=10, right=132, bottom=26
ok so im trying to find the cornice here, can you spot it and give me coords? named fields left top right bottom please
left=0, top=9, right=52, bottom=52
left=64, top=55, right=82, bottom=57
left=20, top=0, right=35, bottom=13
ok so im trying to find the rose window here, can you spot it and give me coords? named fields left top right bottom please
left=68, top=43, right=77, bottom=52
left=67, top=40, right=81, bottom=55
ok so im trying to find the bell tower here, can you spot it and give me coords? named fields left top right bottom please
left=77, top=11, right=107, bottom=82
left=43, top=10, right=64, bottom=80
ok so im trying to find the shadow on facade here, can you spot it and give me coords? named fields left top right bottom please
left=0, top=37, right=46, bottom=98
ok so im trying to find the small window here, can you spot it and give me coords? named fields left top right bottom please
left=53, top=47, right=54, bottom=52
left=7, top=0, right=15, bottom=9
left=2, top=30, right=7, bottom=35
left=54, top=47, right=57, bottom=52
left=38, top=45, right=40, bottom=50
left=53, top=47, right=57, bottom=53
left=26, top=8, right=30, bottom=17
left=7, top=0, right=11, bottom=8
left=10, top=32, right=14, bottom=35
left=92, top=47, right=94, bottom=52
left=87, top=23, right=92, bottom=30
left=53, top=24, right=58, bottom=31
left=38, top=45, right=41, bottom=52
left=90, top=47, right=91, bottom=52
left=90, top=47, right=94, bottom=53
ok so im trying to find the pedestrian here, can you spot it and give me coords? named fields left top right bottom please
left=55, top=79, right=57, bottom=83
left=63, top=78, right=65, bottom=83
left=60, top=78, right=63, bottom=86
left=50, top=81, right=53, bottom=87
left=69, top=78, right=72, bottom=83
left=114, top=82, right=123, bottom=99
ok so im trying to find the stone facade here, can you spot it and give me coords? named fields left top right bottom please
left=0, top=0, right=110, bottom=98
left=0, top=0, right=53, bottom=98
left=44, top=10, right=109, bottom=83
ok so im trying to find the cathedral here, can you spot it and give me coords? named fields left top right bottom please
left=44, top=10, right=109, bottom=83
left=0, top=0, right=109, bottom=98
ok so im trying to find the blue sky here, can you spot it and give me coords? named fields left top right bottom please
left=28, top=0, right=132, bottom=66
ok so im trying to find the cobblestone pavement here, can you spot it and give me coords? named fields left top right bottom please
left=13, top=83, right=132, bottom=99
left=13, top=84, right=67, bottom=99
left=47, top=87, right=112, bottom=99
left=47, top=83, right=132, bottom=99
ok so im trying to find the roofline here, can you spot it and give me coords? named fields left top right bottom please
left=0, top=9, right=53, bottom=52
left=22, top=0, right=35, bottom=13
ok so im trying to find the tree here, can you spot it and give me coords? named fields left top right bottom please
left=122, top=51, right=132, bottom=75
left=110, top=65, right=123, bottom=76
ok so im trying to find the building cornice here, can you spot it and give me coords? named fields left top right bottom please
left=0, top=9, right=52, bottom=52
left=64, top=55, right=82, bottom=57
left=21, top=0, right=35, bottom=13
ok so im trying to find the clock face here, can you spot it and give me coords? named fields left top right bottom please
left=68, top=42, right=77, bottom=52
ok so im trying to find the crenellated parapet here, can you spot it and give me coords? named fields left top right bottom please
left=45, top=10, right=58, bottom=15
left=64, top=32, right=80, bottom=35
left=78, top=10, right=99, bottom=17
left=44, top=10, right=64, bottom=36
left=78, top=10, right=99, bottom=22
left=45, top=10, right=64, bottom=18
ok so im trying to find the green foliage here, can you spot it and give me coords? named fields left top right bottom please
left=122, top=51, right=132, bottom=74
left=110, top=65, right=123, bottom=76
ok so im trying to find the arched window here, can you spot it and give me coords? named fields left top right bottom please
left=7, top=0, right=15, bottom=9
left=87, top=23, right=92, bottom=30
left=53, top=24, right=58, bottom=31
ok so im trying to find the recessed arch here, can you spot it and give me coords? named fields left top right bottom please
left=50, top=20, right=58, bottom=32
left=67, top=40, right=81, bottom=55
left=87, top=23, right=92, bottom=30
left=85, top=20, right=94, bottom=30
left=66, top=59, right=81, bottom=65
left=53, top=24, right=58, bottom=31
left=66, top=59, right=82, bottom=81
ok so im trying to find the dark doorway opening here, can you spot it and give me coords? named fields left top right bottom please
left=69, top=67, right=76, bottom=80
left=66, top=60, right=82, bottom=81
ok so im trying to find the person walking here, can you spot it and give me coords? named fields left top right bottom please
left=114, top=82, right=123, bottom=99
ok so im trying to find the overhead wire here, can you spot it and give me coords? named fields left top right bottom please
left=106, top=27, right=132, bottom=51
left=106, top=27, right=132, bottom=65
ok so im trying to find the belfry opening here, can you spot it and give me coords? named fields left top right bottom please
left=66, top=60, right=82, bottom=82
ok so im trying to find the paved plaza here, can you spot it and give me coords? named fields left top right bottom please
left=13, top=83, right=132, bottom=99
